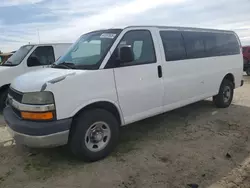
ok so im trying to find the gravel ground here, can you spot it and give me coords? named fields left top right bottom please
left=1, top=76, right=250, bottom=188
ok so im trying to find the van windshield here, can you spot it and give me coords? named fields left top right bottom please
left=53, top=29, right=122, bottom=70
left=2, top=45, right=34, bottom=66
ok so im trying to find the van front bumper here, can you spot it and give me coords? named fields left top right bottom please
left=3, top=106, right=72, bottom=148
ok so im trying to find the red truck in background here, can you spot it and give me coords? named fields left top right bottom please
left=243, top=46, right=250, bottom=75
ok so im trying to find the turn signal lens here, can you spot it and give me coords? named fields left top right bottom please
left=21, top=111, right=53, bottom=120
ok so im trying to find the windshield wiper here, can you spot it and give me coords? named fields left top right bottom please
left=52, top=62, right=76, bottom=69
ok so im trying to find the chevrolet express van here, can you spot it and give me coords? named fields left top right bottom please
left=4, top=26, right=244, bottom=162
left=0, top=43, right=72, bottom=111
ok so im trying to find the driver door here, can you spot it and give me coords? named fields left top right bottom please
left=110, top=29, right=164, bottom=124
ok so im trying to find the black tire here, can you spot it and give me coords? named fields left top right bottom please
left=69, top=108, right=120, bottom=162
left=0, top=89, right=8, bottom=112
left=213, top=79, right=234, bottom=108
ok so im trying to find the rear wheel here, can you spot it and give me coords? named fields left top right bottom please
left=213, top=79, right=234, bottom=108
left=69, top=108, right=120, bottom=162
left=0, top=89, right=8, bottom=112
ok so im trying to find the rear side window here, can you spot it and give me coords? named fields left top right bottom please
left=243, top=47, right=246, bottom=53
left=248, top=48, right=250, bottom=53
left=216, top=33, right=239, bottom=55
left=182, top=31, right=205, bottom=59
left=160, top=31, right=187, bottom=61
left=203, top=32, right=240, bottom=56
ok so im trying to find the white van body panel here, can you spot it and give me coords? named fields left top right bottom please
left=153, top=28, right=243, bottom=115
left=107, top=27, right=165, bottom=124
left=9, top=26, right=243, bottom=127
left=0, top=43, right=71, bottom=89
left=47, top=69, right=120, bottom=120
left=12, top=68, right=122, bottom=121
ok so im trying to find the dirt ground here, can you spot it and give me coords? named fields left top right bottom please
left=1, top=76, right=250, bottom=188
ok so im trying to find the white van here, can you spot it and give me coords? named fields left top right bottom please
left=4, top=26, right=244, bottom=162
left=0, top=43, right=72, bottom=111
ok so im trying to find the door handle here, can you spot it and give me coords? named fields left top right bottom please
left=157, top=65, right=162, bottom=78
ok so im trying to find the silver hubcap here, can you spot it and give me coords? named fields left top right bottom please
left=223, top=86, right=231, bottom=103
left=85, top=121, right=111, bottom=152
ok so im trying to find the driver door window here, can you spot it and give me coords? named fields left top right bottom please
left=28, top=46, right=55, bottom=67
left=118, top=30, right=156, bottom=66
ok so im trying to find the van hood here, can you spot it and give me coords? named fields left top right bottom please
left=11, top=68, right=80, bottom=92
left=0, top=66, right=11, bottom=72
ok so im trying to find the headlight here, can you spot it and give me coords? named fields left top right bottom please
left=22, top=91, right=54, bottom=105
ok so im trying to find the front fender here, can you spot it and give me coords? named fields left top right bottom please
left=69, top=99, right=125, bottom=125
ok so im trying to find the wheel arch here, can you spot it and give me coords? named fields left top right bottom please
left=222, top=73, right=235, bottom=88
left=0, top=84, right=10, bottom=93
left=71, top=100, right=124, bottom=126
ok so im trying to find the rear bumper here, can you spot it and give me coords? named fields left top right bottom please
left=4, top=106, right=72, bottom=148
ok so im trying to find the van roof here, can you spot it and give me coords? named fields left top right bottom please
left=24, top=43, right=72, bottom=46
left=123, top=25, right=235, bottom=33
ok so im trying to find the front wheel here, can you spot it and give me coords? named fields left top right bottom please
left=69, top=108, right=120, bottom=162
left=213, top=79, right=234, bottom=108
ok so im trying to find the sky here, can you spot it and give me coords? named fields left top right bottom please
left=0, top=0, right=249, bottom=52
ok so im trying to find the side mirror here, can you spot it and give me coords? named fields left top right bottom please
left=27, top=56, right=41, bottom=67
left=118, top=45, right=134, bottom=64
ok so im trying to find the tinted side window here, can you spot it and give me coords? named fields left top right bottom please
left=118, top=30, right=156, bottom=66
left=160, top=31, right=187, bottom=61
left=248, top=48, right=250, bottom=53
left=182, top=31, right=205, bottom=59
left=216, top=33, right=240, bottom=55
left=202, top=32, right=217, bottom=57
left=28, top=46, right=55, bottom=67
left=203, top=32, right=240, bottom=56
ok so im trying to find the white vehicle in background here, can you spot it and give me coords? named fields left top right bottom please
left=0, top=43, right=72, bottom=111
left=4, top=26, right=243, bottom=162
